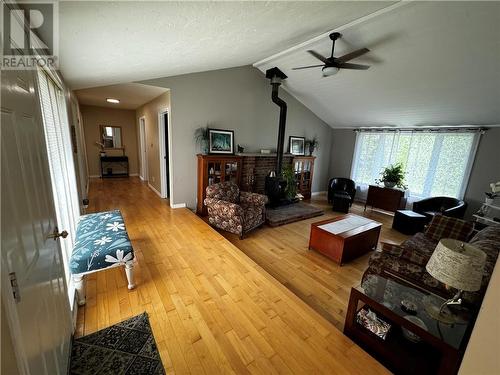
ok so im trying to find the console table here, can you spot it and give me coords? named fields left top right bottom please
left=100, top=156, right=129, bottom=178
left=365, top=185, right=407, bottom=212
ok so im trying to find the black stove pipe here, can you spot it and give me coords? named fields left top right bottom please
left=271, top=82, right=287, bottom=175
left=265, top=67, right=288, bottom=175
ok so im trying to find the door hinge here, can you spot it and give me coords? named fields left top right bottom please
left=9, top=272, right=21, bottom=303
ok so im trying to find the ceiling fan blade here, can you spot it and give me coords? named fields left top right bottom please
left=336, top=48, right=370, bottom=63
left=292, top=64, right=325, bottom=70
left=307, top=50, right=329, bottom=63
left=337, top=62, right=370, bottom=70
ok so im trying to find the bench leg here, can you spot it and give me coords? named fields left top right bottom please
left=74, top=275, right=86, bottom=306
left=125, top=261, right=136, bottom=290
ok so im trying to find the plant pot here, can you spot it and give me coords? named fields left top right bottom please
left=485, top=197, right=494, bottom=205
left=384, top=181, right=397, bottom=188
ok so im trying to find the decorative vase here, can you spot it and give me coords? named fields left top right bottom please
left=384, top=181, right=397, bottom=188
left=485, top=197, right=494, bottom=205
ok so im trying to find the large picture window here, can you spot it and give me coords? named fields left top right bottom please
left=351, top=130, right=481, bottom=202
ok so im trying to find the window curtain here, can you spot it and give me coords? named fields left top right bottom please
left=37, top=68, right=80, bottom=284
left=350, top=129, right=481, bottom=205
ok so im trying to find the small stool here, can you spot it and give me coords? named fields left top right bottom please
left=332, top=192, right=351, bottom=213
left=70, top=210, right=135, bottom=306
left=392, top=210, right=428, bottom=235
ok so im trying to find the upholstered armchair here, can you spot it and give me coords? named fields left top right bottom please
left=328, top=178, right=356, bottom=204
left=412, top=196, right=467, bottom=220
left=204, top=182, right=268, bottom=238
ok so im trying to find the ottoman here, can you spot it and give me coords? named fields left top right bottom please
left=332, top=192, right=351, bottom=213
left=392, top=210, right=428, bottom=235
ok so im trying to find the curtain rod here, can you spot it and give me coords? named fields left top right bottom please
left=353, top=127, right=487, bottom=134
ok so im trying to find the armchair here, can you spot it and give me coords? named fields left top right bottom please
left=204, top=182, right=268, bottom=238
left=412, top=196, right=467, bottom=220
left=328, top=178, right=356, bottom=204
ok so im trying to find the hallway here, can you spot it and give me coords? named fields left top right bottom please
left=77, top=177, right=388, bottom=374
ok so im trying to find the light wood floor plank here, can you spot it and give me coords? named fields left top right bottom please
left=77, top=178, right=389, bottom=374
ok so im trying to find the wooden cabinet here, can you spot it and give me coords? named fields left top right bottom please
left=293, top=156, right=315, bottom=199
left=365, top=185, right=407, bottom=212
left=197, top=154, right=242, bottom=215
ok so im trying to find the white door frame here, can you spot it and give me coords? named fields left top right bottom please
left=138, top=116, right=148, bottom=181
left=158, top=108, right=173, bottom=202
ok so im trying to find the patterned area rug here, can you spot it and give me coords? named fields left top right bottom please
left=70, top=313, right=165, bottom=375
left=266, top=202, right=324, bottom=227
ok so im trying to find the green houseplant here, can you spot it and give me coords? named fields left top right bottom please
left=306, top=137, right=319, bottom=156
left=194, top=125, right=209, bottom=154
left=377, top=163, right=407, bottom=189
left=281, top=165, right=298, bottom=200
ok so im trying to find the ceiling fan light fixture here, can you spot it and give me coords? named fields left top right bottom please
left=322, top=66, right=339, bottom=77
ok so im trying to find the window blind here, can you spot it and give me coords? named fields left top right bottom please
left=37, top=68, right=80, bottom=283
left=350, top=130, right=481, bottom=203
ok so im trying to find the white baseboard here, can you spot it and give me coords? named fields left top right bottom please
left=171, top=202, right=186, bottom=209
left=129, top=173, right=139, bottom=177
left=89, top=173, right=139, bottom=178
left=311, top=190, right=327, bottom=196
left=89, top=175, right=100, bottom=178
left=148, top=182, right=162, bottom=198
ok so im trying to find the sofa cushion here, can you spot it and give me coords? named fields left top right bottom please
left=424, top=215, right=474, bottom=242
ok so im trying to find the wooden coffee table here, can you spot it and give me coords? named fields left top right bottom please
left=309, top=214, right=382, bottom=265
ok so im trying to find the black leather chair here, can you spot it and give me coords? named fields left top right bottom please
left=328, top=178, right=356, bottom=213
left=412, top=196, right=467, bottom=220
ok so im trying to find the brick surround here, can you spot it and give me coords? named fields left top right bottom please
left=240, top=155, right=293, bottom=194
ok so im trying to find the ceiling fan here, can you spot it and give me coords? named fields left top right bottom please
left=292, top=32, right=370, bottom=76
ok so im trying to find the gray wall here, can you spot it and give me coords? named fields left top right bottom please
left=328, top=129, right=356, bottom=178
left=141, top=66, right=333, bottom=209
left=329, top=127, right=500, bottom=219
left=463, top=127, right=500, bottom=217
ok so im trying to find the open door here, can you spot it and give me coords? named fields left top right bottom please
left=1, top=69, right=73, bottom=374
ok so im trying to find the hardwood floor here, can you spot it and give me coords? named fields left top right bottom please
left=222, top=195, right=409, bottom=331
left=77, top=178, right=389, bottom=374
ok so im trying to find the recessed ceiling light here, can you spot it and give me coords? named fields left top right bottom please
left=106, top=98, right=120, bottom=104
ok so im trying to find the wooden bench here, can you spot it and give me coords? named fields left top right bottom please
left=69, top=210, right=135, bottom=305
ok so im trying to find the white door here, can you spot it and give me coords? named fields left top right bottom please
left=139, top=117, right=148, bottom=181
left=1, top=69, right=72, bottom=374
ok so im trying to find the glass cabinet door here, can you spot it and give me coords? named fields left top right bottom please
left=208, top=161, right=222, bottom=185
left=224, top=161, right=238, bottom=183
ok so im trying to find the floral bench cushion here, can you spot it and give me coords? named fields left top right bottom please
left=70, top=210, right=134, bottom=275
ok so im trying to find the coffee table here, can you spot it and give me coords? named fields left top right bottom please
left=308, top=214, right=382, bottom=265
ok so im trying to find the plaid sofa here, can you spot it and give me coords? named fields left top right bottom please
left=204, top=182, right=268, bottom=238
left=362, top=215, right=500, bottom=306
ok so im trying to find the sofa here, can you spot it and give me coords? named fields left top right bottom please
left=412, top=196, right=467, bottom=220
left=362, top=215, right=499, bottom=306
left=204, top=181, right=268, bottom=238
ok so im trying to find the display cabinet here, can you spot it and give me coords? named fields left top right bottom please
left=293, top=156, right=315, bottom=199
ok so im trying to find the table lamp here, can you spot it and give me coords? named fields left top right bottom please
left=425, top=239, right=486, bottom=321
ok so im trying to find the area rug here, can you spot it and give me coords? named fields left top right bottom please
left=266, top=202, right=324, bottom=227
left=70, top=312, right=165, bottom=375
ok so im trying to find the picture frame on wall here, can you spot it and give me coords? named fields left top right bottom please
left=289, top=136, right=305, bottom=155
left=209, top=129, right=234, bottom=154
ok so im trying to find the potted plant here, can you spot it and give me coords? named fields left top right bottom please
left=306, top=137, right=319, bottom=156
left=194, top=125, right=209, bottom=154
left=376, top=163, right=407, bottom=189
left=281, top=165, right=298, bottom=201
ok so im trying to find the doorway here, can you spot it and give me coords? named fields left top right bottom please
left=139, top=116, right=147, bottom=181
left=158, top=109, right=171, bottom=200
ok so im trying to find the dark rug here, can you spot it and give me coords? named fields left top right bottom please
left=266, top=202, right=324, bottom=227
left=70, top=312, right=165, bottom=375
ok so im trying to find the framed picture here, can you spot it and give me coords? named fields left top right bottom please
left=289, top=136, right=305, bottom=155
left=209, top=129, right=234, bottom=154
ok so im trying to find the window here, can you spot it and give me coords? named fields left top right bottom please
left=351, top=130, right=480, bottom=202
left=37, top=68, right=80, bottom=286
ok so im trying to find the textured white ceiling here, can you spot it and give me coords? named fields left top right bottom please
left=74, top=83, right=168, bottom=109
left=59, top=1, right=393, bottom=89
left=255, top=1, right=500, bottom=128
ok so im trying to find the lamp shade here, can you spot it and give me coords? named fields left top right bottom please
left=426, top=239, right=486, bottom=292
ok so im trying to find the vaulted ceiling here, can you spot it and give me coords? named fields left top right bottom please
left=59, top=1, right=393, bottom=89
left=255, top=1, right=500, bottom=128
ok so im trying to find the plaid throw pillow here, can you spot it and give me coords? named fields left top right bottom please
left=424, top=215, right=473, bottom=242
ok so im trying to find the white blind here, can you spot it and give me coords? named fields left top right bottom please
left=351, top=130, right=480, bottom=202
left=37, top=68, right=80, bottom=283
